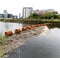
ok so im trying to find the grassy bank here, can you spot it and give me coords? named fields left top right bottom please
left=0, top=35, right=11, bottom=57
left=0, top=19, right=60, bottom=24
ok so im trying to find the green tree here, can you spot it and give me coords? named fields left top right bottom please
left=53, top=11, right=58, bottom=14
left=29, top=11, right=59, bottom=19
left=28, top=13, right=39, bottom=18
left=58, top=14, right=60, bottom=19
left=39, top=12, right=54, bottom=19
left=52, top=14, right=59, bottom=19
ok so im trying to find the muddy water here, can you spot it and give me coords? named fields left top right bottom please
left=8, top=27, right=60, bottom=58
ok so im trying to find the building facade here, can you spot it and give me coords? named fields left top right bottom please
left=3, top=10, right=8, bottom=18
left=33, top=9, right=54, bottom=14
left=22, top=7, right=33, bottom=18
left=0, top=10, right=18, bottom=19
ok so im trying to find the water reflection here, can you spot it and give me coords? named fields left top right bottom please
left=0, top=22, right=23, bottom=35
left=8, top=28, right=60, bottom=58
left=19, top=28, right=60, bottom=58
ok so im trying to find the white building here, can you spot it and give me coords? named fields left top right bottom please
left=33, top=9, right=54, bottom=14
left=45, top=9, right=54, bottom=12
left=3, top=10, right=8, bottom=18
left=0, top=10, right=18, bottom=19
left=40, top=9, right=54, bottom=12
left=22, top=7, right=33, bottom=18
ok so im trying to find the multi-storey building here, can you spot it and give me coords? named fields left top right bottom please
left=22, top=7, right=33, bottom=18
left=33, top=9, right=54, bottom=14
left=0, top=10, right=18, bottom=19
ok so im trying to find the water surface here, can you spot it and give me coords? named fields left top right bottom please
left=8, top=27, right=60, bottom=58
left=0, top=22, right=23, bottom=35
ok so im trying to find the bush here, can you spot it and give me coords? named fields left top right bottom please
left=29, top=11, right=60, bottom=19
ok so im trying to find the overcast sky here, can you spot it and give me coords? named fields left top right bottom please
left=0, top=0, right=60, bottom=16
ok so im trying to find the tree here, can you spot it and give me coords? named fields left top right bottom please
left=52, top=14, right=59, bottom=19
left=28, top=13, right=39, bottom=18
left=53, top=11, right=58, bottom=14
left=39, top=12, right=54, bottom=19
left=29, top=11, right=59, bottom=19
left=58, top=14, right=60, bottom=19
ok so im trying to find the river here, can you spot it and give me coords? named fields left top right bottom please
left=8, top=24, right=60, bottom=58
left=0, top=22, right=60, bottom=58
left=0, top=22, right=30, bottom=35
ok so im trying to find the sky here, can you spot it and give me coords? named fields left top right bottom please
left=0, top=0, right=60, bottom=17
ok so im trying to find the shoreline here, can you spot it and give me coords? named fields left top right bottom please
left=0, top=19, right=60, bottom=24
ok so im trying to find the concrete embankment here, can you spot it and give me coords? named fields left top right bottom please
left=2, top=26, right=49, bottom=58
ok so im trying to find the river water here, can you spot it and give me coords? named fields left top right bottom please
left=8, top=27, right=60, bottom=58
left=0, top=22, right=26, bottom=35
left=0, top=22, right=60, bottom=58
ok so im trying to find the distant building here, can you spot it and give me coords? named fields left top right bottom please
left=45, top=9, right=54, bottom=12
left=13, top=15, right=18, bottom=19
left=33, top=9, right=54, bottom=14
left=3, top=10, right=8, bottom=18
left=0, top=10, right=18, bottom=19
left=18, top=13, right=20, bottom=18
left=33, top=9, right=40, bottom=14
left=8, top=14, right=13, bottom=18
left=22, top=7, right=33, bottom=18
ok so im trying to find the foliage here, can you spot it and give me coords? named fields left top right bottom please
left=0, top=35, right=11, bottom=58
left=0, top=35, right=11, bottom=45
left=29, top=11, right=60, bottom=19
left=0, top=35, right=4, bottom=45
left=53, top=11, right=58, bottom=14
left=52, top=14, right=59, bottom=19
left=28, top=13, right=39, bottom=18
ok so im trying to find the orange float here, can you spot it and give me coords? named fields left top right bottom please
left=37, top=24, right=41, bottom=26
left=35, top=24, right=39, bottom=27
left=37, top=24, right=40, bottom=26
left=31, top=25, right=35, bottom=28
left=38, top=24, right=45, bottom=26
left=27, top=26, right=32, bottom=29
left=41, top=24, right=45, bottom=26
left=15, top=29, right=21, bottom=33
left=22, top=27, right=27, bottom=31
left=5, top=31, right=13, bottom=36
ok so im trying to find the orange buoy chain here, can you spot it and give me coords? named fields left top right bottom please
left=5, top=31, right=13, bottom=36
left=5, top=23, right=51, bottom=36
left=15, top=29, right=21, bottom=33
left=22, top=27, right=27, bottom=31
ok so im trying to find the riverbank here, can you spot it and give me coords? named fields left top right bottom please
left=0, top=35, right=11, bottom=58
left=1, top=26, right=49, bottom=58
left=0, top=19, right=60, bottom=24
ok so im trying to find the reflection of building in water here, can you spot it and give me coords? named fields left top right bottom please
left=5, top=23, right=9, bottom=29
left=0, top=22, right=23, bottom=35
left=0, top=22, right=9, bottom=35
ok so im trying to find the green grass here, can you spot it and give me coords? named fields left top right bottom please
left=0, top=45, right=5, bottom=57
left=0, top=35, right=11, bottom=57
left=0, top=18, right=60, bottom=24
